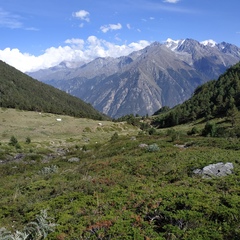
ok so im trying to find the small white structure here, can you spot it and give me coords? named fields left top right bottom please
left=56, top=118, right=62, bottom=122
left=98, top=122, right=103, bottom=126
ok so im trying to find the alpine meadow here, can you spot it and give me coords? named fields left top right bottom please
left=0, top=57, right=240, bottom=240
left=2, top=0, right=240, bottom=238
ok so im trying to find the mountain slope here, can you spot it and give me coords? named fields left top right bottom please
left=28, top=39, right=240, bottom=118
left=152, top=61, right=240, bottom=127
left=0, top=60, right=108, bottom=120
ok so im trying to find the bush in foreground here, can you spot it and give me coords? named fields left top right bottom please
left=0, top=210, right=57, bottom=240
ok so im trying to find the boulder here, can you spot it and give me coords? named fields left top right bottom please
left=193, top=162, right=234, bottom=178
left=68, top=157, right=80, bottom=163
left=139, top=143, right=148, bottom=148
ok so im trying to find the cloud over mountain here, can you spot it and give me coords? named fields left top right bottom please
left=0, top=36, right=150, bottom=72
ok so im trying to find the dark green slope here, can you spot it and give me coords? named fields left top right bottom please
left=153, top=61, right=240, bottom=127
left=0, top=60, right=108, bottom=120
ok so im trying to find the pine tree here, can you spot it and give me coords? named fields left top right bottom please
left=227, top=105, right=238, bottom=127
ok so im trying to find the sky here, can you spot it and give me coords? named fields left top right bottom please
left=0, top=0, right=240, bottom=72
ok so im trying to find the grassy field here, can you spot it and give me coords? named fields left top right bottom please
left=0, top=108, right=138, bottom=145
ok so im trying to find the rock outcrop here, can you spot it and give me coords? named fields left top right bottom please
left=193, top=162, right=234, bottom=178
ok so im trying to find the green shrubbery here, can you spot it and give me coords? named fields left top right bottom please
left=202, top=121, right=217, bottom=137
left=147, top=143, right=159, bottom=152
left=187, top=126, right=199, bottom=135
left=110, top=132, right=119, bottom=141
left=25, top=137, right=31, bottom=144
left=8, top=136, right=21, bottom=149
left=38, top=165, right=58, bottom=175
left=0, top=130, right=240, bottom=239
left=9, top=136, right=18, bottom=146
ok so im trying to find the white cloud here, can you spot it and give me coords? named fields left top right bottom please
left=0, top=8, right=22, bottom=29
left=73, top=10, right=90, bottom=22
left=142, top=17, right=155, bottom=22
left=65, top=38, right=85, bottom=48
left=114, top=34, right=122, bottom=42
left=0, top=8, right=37, bottom=30
left=163, top=0, right=180, bottom=3
left=0, top=36, right=150, bottom=72
left=100, top=23, right=122, bottom=33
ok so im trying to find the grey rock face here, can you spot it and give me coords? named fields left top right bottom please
left=193, top=162, right=234, bottom=178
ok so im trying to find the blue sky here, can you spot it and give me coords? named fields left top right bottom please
left=0, top=0, right=240, bottom=72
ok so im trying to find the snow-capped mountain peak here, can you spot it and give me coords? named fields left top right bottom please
left=165, top=38, right=180, bottom=45
left=200, top=39, right=217, bottom=47
left=164, top=38, right=185, bottom=51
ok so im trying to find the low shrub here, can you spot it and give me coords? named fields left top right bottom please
left=9, top=136, right=18, bottom=146
left=110, top=132, right=119, bottom=142
left=187, top=126, right=199, bottom=135
left=39, top=165, right=59, bottom=175
left=147, top=143, right=159, bottom=152
left=202, top=121, right=217, bottom=137
left=0, top=210, right=57, bottom=240
left=25, top=137, right=31, bottom=144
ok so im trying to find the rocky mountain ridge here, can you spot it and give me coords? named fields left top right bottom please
left=28, top=38, right=240, bottom=118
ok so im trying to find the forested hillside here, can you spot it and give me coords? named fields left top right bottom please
left=152, top=61, right=240, bottom=128
left=0, top=60, right=108, bottom=120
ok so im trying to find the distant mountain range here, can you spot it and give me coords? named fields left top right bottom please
left=28, top=38, right=240, bottom=118
left=0, top=60, right=107, bottom=120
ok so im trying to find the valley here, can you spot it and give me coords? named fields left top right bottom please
left=28, top=39, right=240, bottom=118
left=0, top=40, right=240, bottom=240
left=1, top=0, right=240, bottom=238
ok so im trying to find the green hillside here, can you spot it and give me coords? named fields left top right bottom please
left=0, top=60, right=108, bottom=120
left=152, top=61, right=240, bottom=128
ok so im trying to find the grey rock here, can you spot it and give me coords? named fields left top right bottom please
left=174, top=144, right=187, bottom=149
left=194, top=162, right=234, bottom=178
left=68, top=157, right=80, bottom=163
left=14, top=153, right=25, bottom=160
left=193, top=169, right=202, bottom=175
left=139, top=143, right=148, bottom=148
